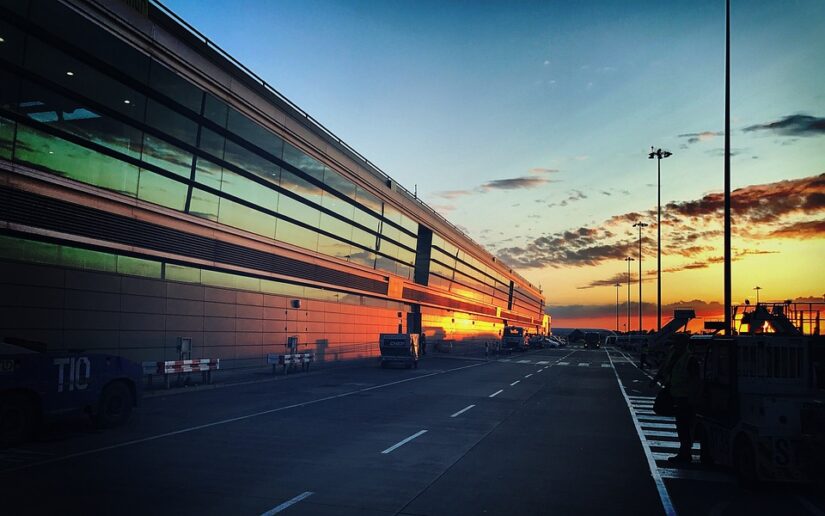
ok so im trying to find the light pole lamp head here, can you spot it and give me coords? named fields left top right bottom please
left=633, top=221, right=649, bottom=228
left=648, top=147, right=673, bottom=159
left=625, top=257, right=635, bottom=262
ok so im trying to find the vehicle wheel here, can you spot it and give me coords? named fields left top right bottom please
left=95, top=381, right=133, bottom=428
left=697, top=426, right=714, bottom=466
left=733, top=435, right=758, bottom=487
left=0, top=393, right=37, bottom=447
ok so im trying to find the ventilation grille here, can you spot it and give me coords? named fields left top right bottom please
left=0, top=186, right=387, bottom=295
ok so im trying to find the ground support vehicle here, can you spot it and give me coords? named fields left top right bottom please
left=379, top=334, right=419, bottom=369
left=695, top=334, right=825, bottom=484
left=0, top=343, right=143, bottom=446
left=584, top=332, right=601, bottom=349
left=501, top=326, right=528, bottom=353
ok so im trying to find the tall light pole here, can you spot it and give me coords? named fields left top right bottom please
left=724, top=0, right=732, bottom=335
left=633, top=222, right=648, bottom=332
left=753, top=286, right=762, bottom=305
left=648, top=147, right=672, bottom=333
left=615, top=282, right=621, bottom=332
left=625, top=257, right=634, bottom=344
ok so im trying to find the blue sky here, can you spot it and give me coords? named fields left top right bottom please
left=163, top=0, right=825, bottom=320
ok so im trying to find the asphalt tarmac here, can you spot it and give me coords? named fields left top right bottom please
left=2, top=347, right=822, bottom=515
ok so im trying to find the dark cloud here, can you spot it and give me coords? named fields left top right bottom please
left=768, top=220, right=825, bottom=239
left=433, top=170, right=559, bottom=199
left=743, top=114, right=825, bottom=137
left=496, top=174, right=823, bottom=270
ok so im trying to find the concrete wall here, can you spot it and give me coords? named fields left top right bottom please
left=0, top=260, right=404, bottom=368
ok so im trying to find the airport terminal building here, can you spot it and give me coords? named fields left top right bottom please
left=0, top=0, right=547, bottom=367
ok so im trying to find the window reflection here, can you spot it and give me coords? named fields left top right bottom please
left=137, top=169, right=188, bottom=210
left=275, top=219, right=318, bottom=252
left=14, top=123, right=140, bottom=197
left=141, top=134, right=192, bottom=178
left=188, top=188, right=220, bottom=221
left=149, top=59, right=202, bottom=113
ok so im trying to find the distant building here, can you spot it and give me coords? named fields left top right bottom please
left=0, top=0, right=545, bottom=367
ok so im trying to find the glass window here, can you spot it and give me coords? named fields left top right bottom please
left=166, top=263, right=201, bottom=284
left=280, top=169, right=324, bottom=207
left=283, top=143, right=324, bottom=181
left=317, top=234, right=351, bottom=260
left=141, top=134, right=192, bottom=178
left=261, top=278, right=305, bottom=298
left=23, top=38, right=147, bottom=120
left=396, top=263, right=413, bottom=280
left=198, top=127, right=225, bottom=160
left=347, top=249, right=375, bottom=269
left=224, top=139, right=280, bottom=185
left=323, top=168, right=356, bottom=199
left=61, top=247, right=117, bottom=273
left=321, top=189, right=355, bottom=220
left=29, top=1, right=150, bottom=82
left=203, top=94, right=228, bottom=127
left=319, top=212, right=353, bottom=243
left=117, top=255, right=162, bottom=278
left=375, top=255, right=398, bottom=275
left=350, top=226, right=377, bottom=250
left=0, top=115, right=14, bottom=159
left=145, top=98, right=197, bottom=146
left=220, top=169, right=279, bottom=212
left=188, top=188, right=220, bottom=221
left=277, top=194, right=321, bottom=227
left=149, top=59, right=202, bottom=113
left=0, top=20, right=26, bottom=66
left=218, top=197, right=277, bottom=239
left=275, top=219, right=318, bottom=252
left=194, top=157, right=223, bottom=191
left=14, top=123, right=139, bottom=197
left=400, top=214, right=418, bottom=234
left=355, top=185, right=382, bottom=215
left=383, top=204, right=402, bottom=225
left=137, top=169, right=188, bottom=210
left=17, top=80, right=144, bottom=160
left=353, top=206, right=380, bottom=232
left=227, top=107, right=283, bottom=159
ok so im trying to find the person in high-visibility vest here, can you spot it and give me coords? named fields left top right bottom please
left=652, top=335, right=701, bottom=463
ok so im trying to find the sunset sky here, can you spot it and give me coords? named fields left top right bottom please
left=165, top=0, right=825, bottom=329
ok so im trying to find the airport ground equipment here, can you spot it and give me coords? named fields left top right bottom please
left=379, top=334, right=419, bottom=369
left=695, top=332, right=824, bottom=484
left=143, top=359, right=220, bottom=389
left=0, top=343, right=143, bottom=446
left=268, top=353, right=313, bottom=375
left=501, top=326, right=528, bottom=353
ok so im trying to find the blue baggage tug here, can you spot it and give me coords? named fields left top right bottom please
left=0, top=340, right=143, bottom=446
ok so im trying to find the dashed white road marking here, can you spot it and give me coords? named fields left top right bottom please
left=644, top=431, right=680, bottom=439
left=637, top=415, right=675, bottom=423
left=558, top=362, right=570, bottom=366
left=489, top=389, right=504, bottom=398
left=524, top=374, right=533, bottom=378
left=450, top=404, right=476, bottom=418
left=647, top=440, right=699, bottom=450
left=510, top=380, right=520, bottom=386
left=381, top=430, right=428, bottom=454
left=260, top=491, right=314, bottom=515
left=601, top=363, right=612, bottom=368
left=537, top=361, right=550, bottom=365
left=517, top=360, right=531, bottom=364
left=577, top=362, right=590, bottom=367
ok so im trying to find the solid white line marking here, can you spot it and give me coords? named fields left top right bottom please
left=558, top=362, right=570, bottom=365
left=450, top=404, right=476, bottom=418
left=607, top=352, right=677, bottom=516
left=628, top=395, right=655, bottom=400
left=510, top=380, right=520, bottom=386
left=382, top=430, right=428, bottom=454
left=260, top=492, right=314, bottom=515
left=524, top=374, right=533, bottom=378
left=635, top=409, right=657, bottom=415
left=637, top=415, right=675, bottom=423
left=489, top=389, right=504, bottom=398
left=658, top=468, right=734, bottom=483
left=578, top=363, right=589, bottom=367
left=647, top=440, right=699, bottom=450
left=4, top=362, right=486, bottom=473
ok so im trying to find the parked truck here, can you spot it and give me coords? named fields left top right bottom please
left=694, top=305, right=825, bottom=484
left=379, top=334, right=419, bottom=369
left=0, top=340, right=143, bottom=446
